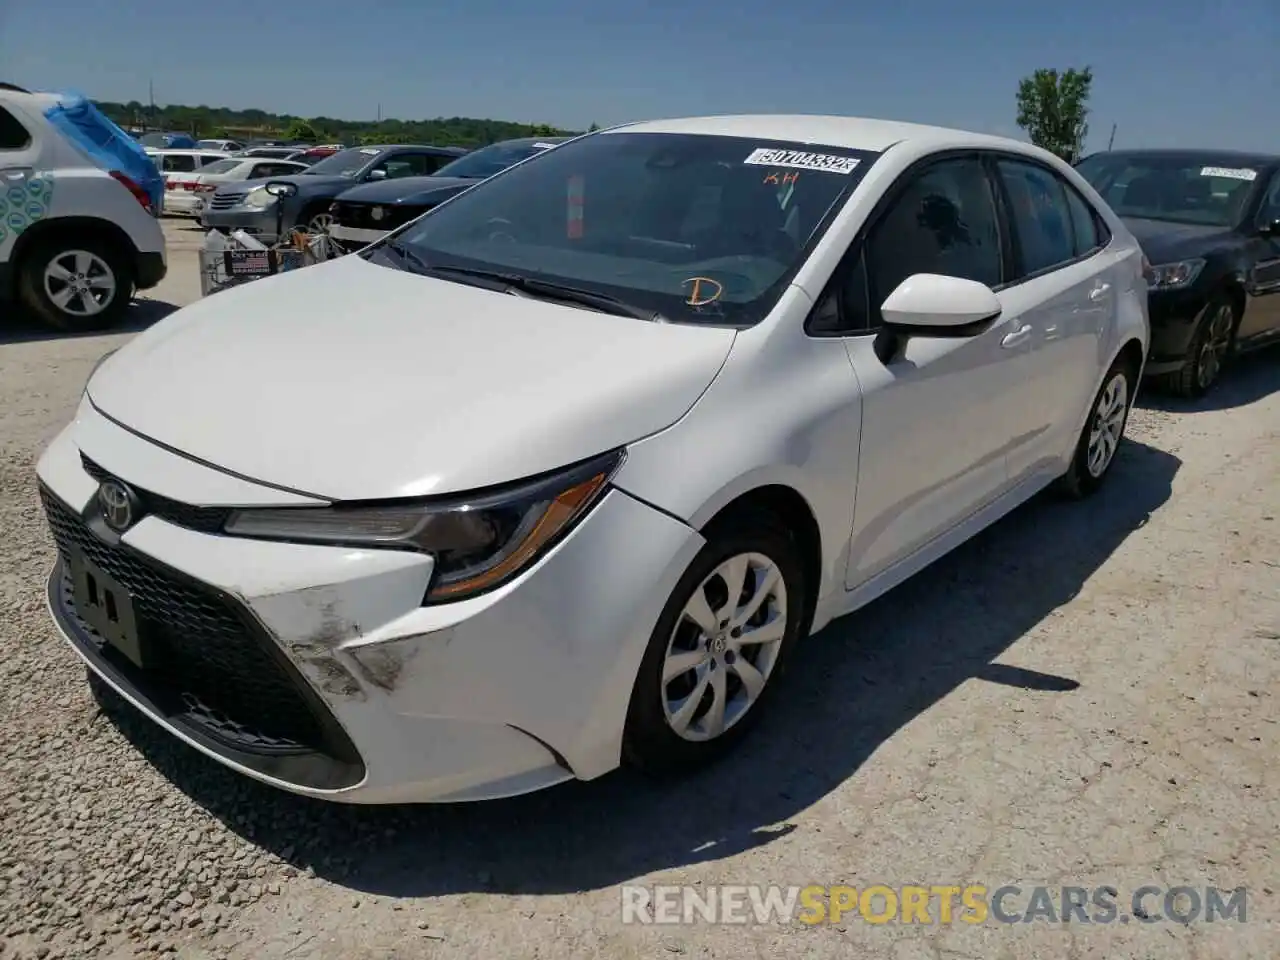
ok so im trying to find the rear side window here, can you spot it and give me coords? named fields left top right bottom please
left=0, top=105, right=31, bottom=150
left=1062, top=183, right=1105, bottom=257
left=198, top=154, right=226, bottom=167
left=198, top=159, right=241, bottom=175
left=996, top=159, right=1076, bottom=277
left=161, top=154, right=196, bottom=172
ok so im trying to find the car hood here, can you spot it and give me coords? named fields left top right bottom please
left=334, top=176, right=479, bottom=204
left=1121, top=217, right=1239, bottom=264
left=87, top=255, right=736, bottom=501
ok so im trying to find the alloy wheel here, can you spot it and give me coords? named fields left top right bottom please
left=43, top=251, right=116, bottom=318
left=307, top=212, right=334, bottom=235
left=1086, top=372, right=1128, bottom=478
left=1195, top=304, right=1234, bottom=390
left=661, top=552, right=788, bottom=742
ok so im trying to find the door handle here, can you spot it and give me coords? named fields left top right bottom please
left=1000, top=324, right=1032, bottom=349
left=1089, top=283, right=1112, bottom=301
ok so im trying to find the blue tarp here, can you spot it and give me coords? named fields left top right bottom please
left=42, top=91, right=164, bottom=213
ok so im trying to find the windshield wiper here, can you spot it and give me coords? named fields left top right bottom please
left=426, top=265, right=666, bottom=322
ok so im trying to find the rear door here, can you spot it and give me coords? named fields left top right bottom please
left=990, top=155, right=1117, bottom=481
left=0, top=100, right=42, bottom=268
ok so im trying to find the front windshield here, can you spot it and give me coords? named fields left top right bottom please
left=433, top=141, right=561, bottom=180
left=1075, top=154, right=1259, bottom=227
left=303, top=147, right=382, bottom=178
left=387, top=132, right=879, bottom=326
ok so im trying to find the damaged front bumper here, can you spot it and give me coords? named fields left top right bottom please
left=35, top=402, right=704, bottom=803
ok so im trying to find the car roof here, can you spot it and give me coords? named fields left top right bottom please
left=1079, top=147, right=1280, bottom=168
left=608, top=114, right=1033, bottom=154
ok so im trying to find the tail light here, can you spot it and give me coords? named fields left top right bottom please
left=110, top=171, right=152, bottom=212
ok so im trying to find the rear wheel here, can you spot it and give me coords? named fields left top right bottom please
left=1157, top=296, right=1237, bottom=399
left=1057, top=356, right=1134, bottom=499
left=623, top=511, right=807, bottom=775
left=18, top=236, right=134, bottom=332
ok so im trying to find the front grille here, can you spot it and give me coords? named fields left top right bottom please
left=208, top=191, right=246, bottom=210
left=80, top=455, right=231, bottom=534
left=41, top=485, right=334, bottom=758
left=333, top=201, right=429, bottom=232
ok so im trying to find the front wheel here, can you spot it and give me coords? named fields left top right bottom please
left=623, top=511, right=807, bottom=775
left=1057, top=357, right=1134, bottom=499
left=1159, top=296, right=1237, bottom=399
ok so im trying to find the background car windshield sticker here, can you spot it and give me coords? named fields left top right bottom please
left=566, top=174, right=585, bottom=239
left=743, top=148, right=860, bottom=175
left=1200, top=166, right=1257, bottom=181
left=683, top=276, right=724, bottom=306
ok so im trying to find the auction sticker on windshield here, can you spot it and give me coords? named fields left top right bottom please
left=1200, top=166, right=1257, bottom=181
left=743, top=148, right=861, bottom=175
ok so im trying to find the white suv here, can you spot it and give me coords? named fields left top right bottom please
left=0, top=84, right=167, bottom=331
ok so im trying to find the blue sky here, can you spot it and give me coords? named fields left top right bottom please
left=2, top=0, right=1276, bottom=154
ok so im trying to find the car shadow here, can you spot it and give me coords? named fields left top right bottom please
left=1138, top=342, right=1280, bottom=413
left=0, top=297, right=178, bottom=345
left=91, top=437, right=1180, bottom=898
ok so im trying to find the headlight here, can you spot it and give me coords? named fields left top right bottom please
left=1147, top=258, right=1205, bottom=291
left=242, top=185, right=277, bottom=210
left=222, top=449, right=625, bottom=603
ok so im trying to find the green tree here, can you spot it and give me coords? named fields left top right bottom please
left=283, top=119, right=319, bottom=142
left=587, top=122, right=601, bottom=132
left=1015, top=67, right=1093, bottom=163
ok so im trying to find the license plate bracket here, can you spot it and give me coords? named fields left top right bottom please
left=69, top=551, right=150, bottom=669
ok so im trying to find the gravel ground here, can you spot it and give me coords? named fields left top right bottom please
left=1, top=220, right=1276, bottom=958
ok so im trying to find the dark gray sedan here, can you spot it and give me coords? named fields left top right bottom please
left=200, top=144, right=468, bottom=241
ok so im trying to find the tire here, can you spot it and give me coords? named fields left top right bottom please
left=18, top=235, right=134, bottom=333
left=622, top=510, right=808, bottom=775
left=1155, top=295, right=1238, bottom=399
left=302, top=207, right=334, bottom=235
left=1057, top=356, right=1134, bottom=499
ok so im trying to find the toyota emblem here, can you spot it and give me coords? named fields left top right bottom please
left=97, top=479, right=136, bottom=532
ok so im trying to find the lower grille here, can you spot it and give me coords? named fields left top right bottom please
left=333, top=202, right=429, bottom=231
left=40, top=485, right=363, bottom=786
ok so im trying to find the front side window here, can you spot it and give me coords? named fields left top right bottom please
left=372, top=153, right=441, bottom=180
left=0, top=105, right=31, bottom=150
left=997, top=159, right=1076, bottom=277
left=833, top=157, right=1002, bottom=333
left=1258, top=171, right=1280, bottom=226
left=1075, top=153, right=1259, bottom=227
left=386, top=132, right=880, bottom=326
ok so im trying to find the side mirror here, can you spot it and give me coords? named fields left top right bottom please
left=366, top=168, right=387, bottom=181
left=875, top=273, right=1002, bottom=364
left=265, top=181, right=297, bottom=198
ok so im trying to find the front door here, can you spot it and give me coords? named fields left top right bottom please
left=1239, top=171, right=1280, bottom=346
left=828, top=155, right=1034, bottom=589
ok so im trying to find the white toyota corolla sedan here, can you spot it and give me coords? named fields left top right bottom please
left=37, top=115, right=1149, bottom=803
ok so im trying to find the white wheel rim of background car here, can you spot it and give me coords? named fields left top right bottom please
left=1087, top=373, right=1128, bottom=479
left=662, top=552, right=788, bottom=742
left=43, top=251, right=116, bottom=318
left=308, top=213, right=335, bottom=234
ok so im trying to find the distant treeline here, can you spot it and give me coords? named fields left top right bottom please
left=94, top=100, right=587, bottom=148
